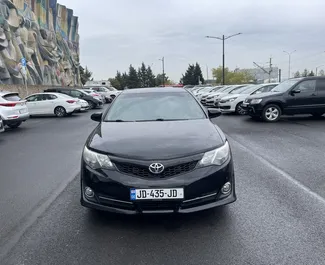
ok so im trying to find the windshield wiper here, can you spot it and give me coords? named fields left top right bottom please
left=135, top=118, right=189, bottom=122
left=106, top=119, right=127, bottom=122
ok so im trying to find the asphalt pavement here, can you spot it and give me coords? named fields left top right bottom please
left=1, top=112, right=325, bottom=265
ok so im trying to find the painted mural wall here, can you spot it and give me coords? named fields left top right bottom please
left=0, top=0, right=81, bottom=86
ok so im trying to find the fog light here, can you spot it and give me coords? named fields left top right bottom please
left=85, top=187, right=94, bottom=198
left=221, top=182, right=231, bottom=195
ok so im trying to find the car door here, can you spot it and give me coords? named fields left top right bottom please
left=43, top=94, right=58, bottom=114
left=315, top=79, right=325, bottom=112
left=285, top=79, right=317, bottom=114
left=25, top=94, right=44, bottom=114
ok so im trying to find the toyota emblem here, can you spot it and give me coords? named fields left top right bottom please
left=149, top=163, right=165, bottom=174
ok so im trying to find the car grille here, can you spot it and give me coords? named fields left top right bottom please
left=114, top=161, right=198, bottom=178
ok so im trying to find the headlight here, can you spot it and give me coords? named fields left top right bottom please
left=198, top=141, right=230, bottom=167
left=83, top=146, right=114, bottom=169
left=250, top=99, right=262, bottom=104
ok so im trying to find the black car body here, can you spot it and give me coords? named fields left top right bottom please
left=81, top=87, right=236, bottom=214
left=44, top=87, right=103, bottom=109
left=242, top=77, right=325, bottom=122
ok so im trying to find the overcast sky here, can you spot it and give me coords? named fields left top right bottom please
left=60, top=0, right=325, bottom=82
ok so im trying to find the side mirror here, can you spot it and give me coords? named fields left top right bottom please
left=91, top=112, right=102, bottom=122
left=207, top=108, right=222, bottom=119
left=291, top=89, right=301, bottom=95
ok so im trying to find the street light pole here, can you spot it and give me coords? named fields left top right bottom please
left=283, top=50, right=296, bottom=79
left=159, top=57, right=165, bottom=86
left=316, top=65, right=324, bottom=76
left=206, top=33, right=242, bottom=85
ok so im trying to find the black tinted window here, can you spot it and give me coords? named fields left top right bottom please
left=44, top=94, right=57, bottom=100
left=295, top=80, right=316, bottom=93
left=26, top=95, right=43, bottom=101
left=316, top=79, right=325, bottom=91
left=70, top=90, right=82, bottom=97
left=104, top=92, right=206, bottom=122
left=3, top=94, right=21, bottom=101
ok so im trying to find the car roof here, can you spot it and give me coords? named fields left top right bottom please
left=27, top=92, right=66, bottom=96
left=122, top=87, right=187, bottom=94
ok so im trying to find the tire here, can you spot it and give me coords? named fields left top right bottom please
left=54, top=106, right=67, bottom=117
left=7, top=121, right=22, bottom=129
left=88, top=101, right=95, bottom=109
left=235, top=102, right=246, bottom=115
left=262, top=104, right=281, bottom=122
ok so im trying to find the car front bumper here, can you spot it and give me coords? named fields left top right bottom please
left=219, top=102, right=236, bottom=112
left=80, top=157, right=236, bottom=214
left=241, top=103, right=263, bottom=116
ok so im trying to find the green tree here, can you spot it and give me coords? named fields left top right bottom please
left=137, top=62, right=148, bottom=88
left=80, top=66, right=92, bottom=85
left=294, top=71, right=300, bottom=78
left=146, top=66, right=156, bottom=87
left=194, top=63, right=205, bottom=84
left=302, top=69, right=308, bottom=77
left=127, top=65, right=140, bottom=88
left=212, top=66, right=253, bottom=85
left=156, top=73, right=171, bottom=86
left=319, top=69, right=325, bottom=76
left=121, top=72, right=129, bottom=89
left=180, top=64, right=195, bottom=85
left=308, top=70, right=315, bottom=76
left=180, top=63, right=204, bottom=85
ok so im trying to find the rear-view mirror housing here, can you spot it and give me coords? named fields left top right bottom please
left=207, top=108, right=222, bottom=119
left=91, top=112, right=102, bottom=122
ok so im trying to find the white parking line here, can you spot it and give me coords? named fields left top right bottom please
left=227, top=134, right=325, bottom=205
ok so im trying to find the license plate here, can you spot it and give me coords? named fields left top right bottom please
left=19, top=109, right=27, bottom=114
left=130, top=188, right=184, bottom=200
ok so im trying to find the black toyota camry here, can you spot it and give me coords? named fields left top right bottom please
left=81, top=87, right=236, bottom=214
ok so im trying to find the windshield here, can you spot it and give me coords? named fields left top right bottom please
left=227, top=85, right=246, bottom=94
left=236, top=85, right=261, bottom=94
left=271, top=78, right=302, bottom=92
left=229, top=85, right=252, bottom=94
left=104, top=92, right=206, bottom=122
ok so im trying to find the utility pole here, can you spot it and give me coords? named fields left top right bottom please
left=206, top=65, right=209, bottom=81
left=316, top=65, right=324, bottom=76
left=253, top=60, right=273, bottom=83
left=206, top=33, right=242, bottom=85
left=269, top=57, right=272, bottom=83
left=278, top=69, right=282, bottom=82
left=159, top=57, right=165, bottom=86
left=283, top=50, right=296, bottom=79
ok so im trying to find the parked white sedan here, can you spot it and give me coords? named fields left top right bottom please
left=218, top=83, right=279, bottom=114
left=25, top=93, right=81, bottom=117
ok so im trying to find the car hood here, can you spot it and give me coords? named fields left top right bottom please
left=221, top=93, right=243, bottom=100
left=247, top=91, right=284, bottom=99
left=88, top=119, right=225, bottom=160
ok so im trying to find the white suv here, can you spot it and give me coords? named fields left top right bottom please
left=0, top=91, right=29, bottom=129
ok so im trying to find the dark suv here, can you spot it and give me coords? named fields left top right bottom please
left=44, top=87, right=103, bottom=109
left=242, top=77, right=325, bottom=122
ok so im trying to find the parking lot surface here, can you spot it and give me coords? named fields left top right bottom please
left=1, top=112, right=325, bottom=265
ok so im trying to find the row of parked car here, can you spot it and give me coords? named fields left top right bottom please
left=186, top=76, right=325, bottom=122
left=0, top=86, right=121, bottom=132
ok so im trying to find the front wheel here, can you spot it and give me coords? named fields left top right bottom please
left=88, top=101, right=95, bottom=109
left=54, top=106, right=67, bottom=117
left=235, top=102, right=246, bottom=115
left=262, top=104, right=282, bottom=122
left=7, top=121, right=22, bottom=129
